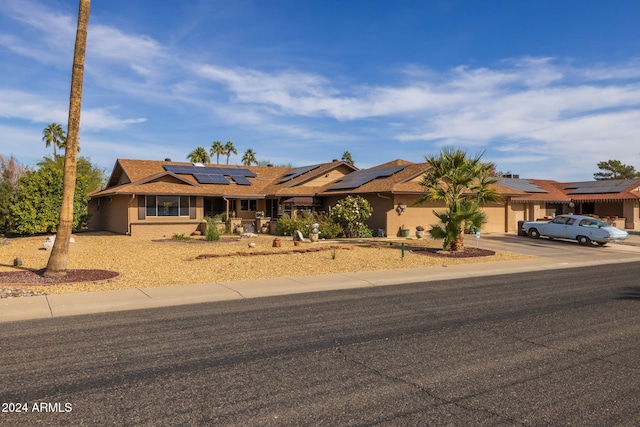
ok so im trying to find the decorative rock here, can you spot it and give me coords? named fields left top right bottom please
left=13, top=258, right=23, bottom=267
left=248, top=242, right=256, bottom=248
left=43, top=235, right=75, bottom=250
left=43, top=237, right=54, bottom=251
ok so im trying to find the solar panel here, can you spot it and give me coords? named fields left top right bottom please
left=164, top=165, right=197, bottom=174
left=229, top=175, right=251, bottom=185
left=566, top=178, right=640, bottom=194
left=497, top=178, right=548, bottom=193
left=193, top=173, right=229, bottom=185
left=214, top=167, right=257, bottom=178
left=278, top=164, right=323, bottom=183
left=328, top=165, right=406, bottom=190
left=164, top=164, right=256, bottom=185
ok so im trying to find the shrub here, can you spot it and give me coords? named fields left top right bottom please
left=205, top=216, right=221, bottom=241
left=276, top=211, right=344, bottom=239
left=356, top=223, right=374, bottom=238
left=171, top=233, right=191, bottom=240
left=315, top=212, right=342, bottom=238
left=329, top=195, right=373, bottom=238
left=9, top=163, right=89, bottom=234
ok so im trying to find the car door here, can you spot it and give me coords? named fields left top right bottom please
left=543, top=216, right=572, bottom=238
left=575, top=218, right=605, bottom=240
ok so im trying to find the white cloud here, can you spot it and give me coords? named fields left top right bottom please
left=2, top=0, right=640, bottom=181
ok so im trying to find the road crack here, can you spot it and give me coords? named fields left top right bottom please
left=332, top=339, right=522, bottom=425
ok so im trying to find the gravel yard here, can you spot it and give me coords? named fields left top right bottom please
left=0, top=232, right=529, bottom=296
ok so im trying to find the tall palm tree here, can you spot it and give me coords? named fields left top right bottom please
left=242, top=149, right=257, bottom=166
left=210, top=141, right=224, bottom=164
left=42, top=123, right=67, bottom=157
left=187, top=146, right=211, bottom=163
left=44, top=0, right=90, bottom=278
left=224, top=141, right=237, bottom=165
left=416, top=148, right=500, bottom=252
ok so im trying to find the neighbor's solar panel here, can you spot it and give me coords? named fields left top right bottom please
left=328, top=165, right=406, bottom=190
left=497, top=178, right=548, bottom=193
left=278, top=164, right=323, bottom=183
left=566, top=178, right=640, bottom=194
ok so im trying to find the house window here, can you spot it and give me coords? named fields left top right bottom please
left=146, top=196, right=190, bottom=217
left=240, top=200, right=257, bottom=211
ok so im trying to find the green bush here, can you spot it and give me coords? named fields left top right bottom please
left=9, top=162, right=89, bottom=234
left=276, top=212, right=343, bottom=239
left=0, top=182, right=11, bottom=233
left=171, top=233, right=191, bottom=240
left=205, top=216, right=221, bottom=241
left=275, top=213, right=309, bottom=236
left=315, top=212, right=342, bottom=239
left=329, top=195, right=373, bottom=238
left=356, top=223, right=374, bottom=238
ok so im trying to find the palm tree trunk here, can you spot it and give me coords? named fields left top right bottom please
left=44, top=0, right=90, bottom=278
left=450, top=233, right=465, bottom=252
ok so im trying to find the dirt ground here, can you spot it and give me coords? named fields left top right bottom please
left=0, top=232, right=529, bottom=296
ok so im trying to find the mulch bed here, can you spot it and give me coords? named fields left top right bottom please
left=195, top=245, right=351, bottom=259
left=413, top=247, right=496, bottom=257
left=0, top=269, right=120, bottom=286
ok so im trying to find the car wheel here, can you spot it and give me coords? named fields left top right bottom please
left=596, top=241, right=608, bottom=246
left=528, top=228, right=540, bottom=239
left=578, top=235, right=592, bottom=246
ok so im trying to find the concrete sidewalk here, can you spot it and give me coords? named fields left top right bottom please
left=2, top=244, right=638, bottom=323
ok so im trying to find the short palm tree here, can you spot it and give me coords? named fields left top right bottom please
left=416, top=148, right=500, bottom=252
left=42, top=123, right=67, bottom=157
left=187, top=146, right=211, bottom=163
left=242, top=149, right=257, bottom=166
left=210, top=141, right=224, bottom=164
left=224, top=141, right=237, bottom=164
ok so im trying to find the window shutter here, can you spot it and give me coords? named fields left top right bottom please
left=190, top=196, right=196, bottom=219
left=138, top=196, right=145, bottom=220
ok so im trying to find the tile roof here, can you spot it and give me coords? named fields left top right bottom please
left=91, top=158, right=640, bottom=203
left=91, top=159, right=357, bottom=199
left=510, top=178, right=640, bottom=203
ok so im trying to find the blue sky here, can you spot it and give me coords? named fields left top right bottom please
left=2, top=0, right=640, bottom=181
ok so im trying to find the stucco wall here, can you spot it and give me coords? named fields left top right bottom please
left=87, top=196, right=130, bottom=234
left=623, top=201, right=640, bottom=230
left=129, top=221, right=204, bottom=239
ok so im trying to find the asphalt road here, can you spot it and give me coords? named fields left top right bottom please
left=2, top=262, right=640, bottom=426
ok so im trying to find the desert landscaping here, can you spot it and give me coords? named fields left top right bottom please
left=0, top=232, right=529, bottom=296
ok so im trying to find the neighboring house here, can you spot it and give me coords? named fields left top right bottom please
left=320, top=159, right=527, bottom=236
left=87, top=158, right=640, bottom=238
left=501, top=177, right=640, bottom=230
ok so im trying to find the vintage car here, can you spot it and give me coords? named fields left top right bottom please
left=522, top=214, right=629, bottom=246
